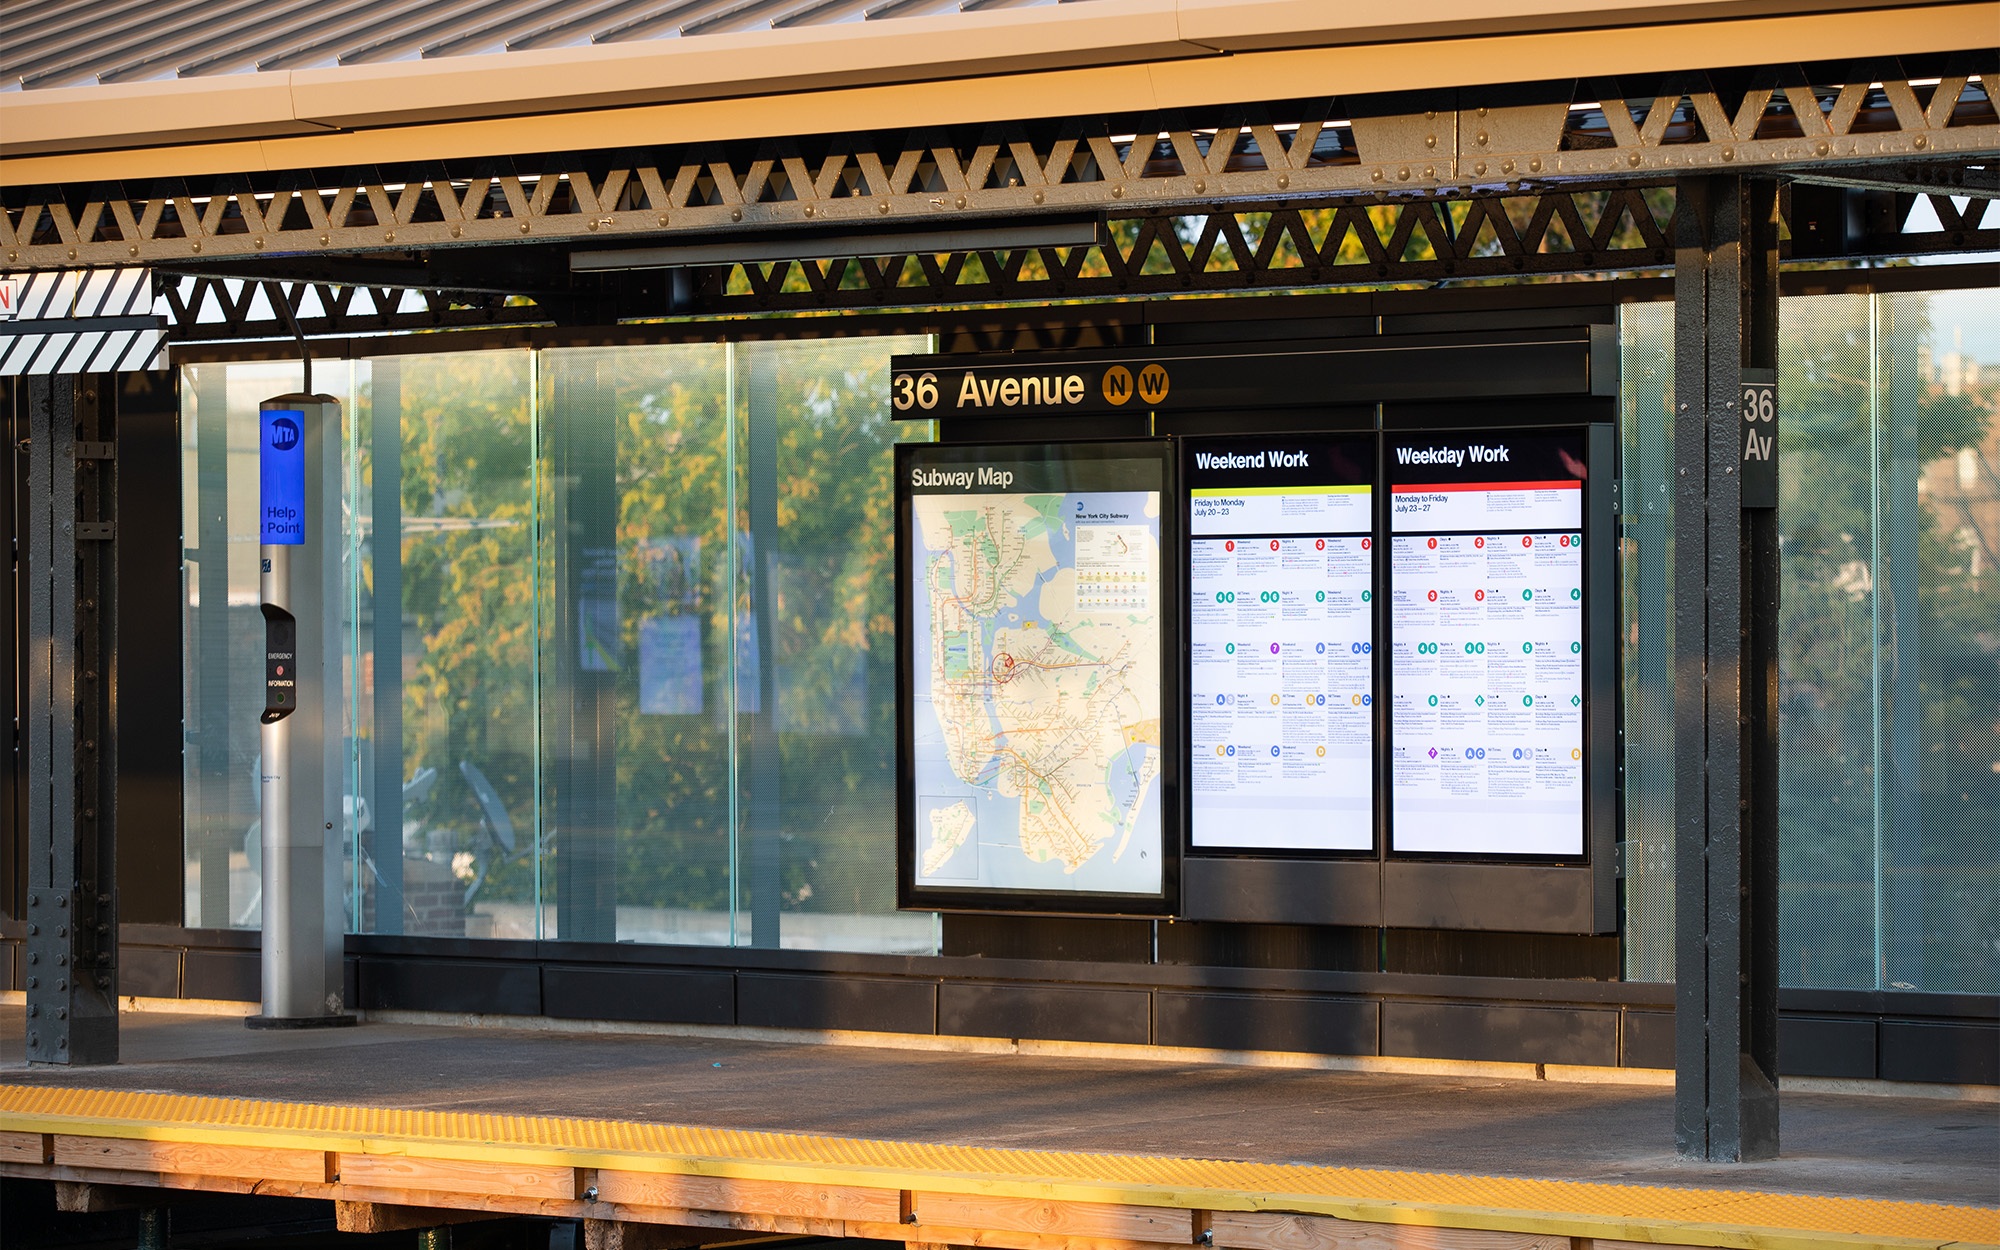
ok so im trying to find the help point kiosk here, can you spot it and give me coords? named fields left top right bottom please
left=252, top=394, right=355, bottom=1028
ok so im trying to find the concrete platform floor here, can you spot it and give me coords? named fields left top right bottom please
left=0, top=1006, right=1993, bottom=1211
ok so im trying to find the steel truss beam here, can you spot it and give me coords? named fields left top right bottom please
left=5, top=63, right=1995, bottom=282
left=155, top=181, right=1994, bottom=342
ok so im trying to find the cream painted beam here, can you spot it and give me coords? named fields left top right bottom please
left=0, top=0, right=1991, bottom=184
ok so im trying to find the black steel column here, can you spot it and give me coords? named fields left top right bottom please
left=24, top=374, right=119, bottom=1066
left=369, top=359, right=404, bottom=933
left=1672, top=175, right=1781, bottom=1160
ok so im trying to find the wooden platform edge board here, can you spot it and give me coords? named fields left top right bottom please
left=592, top=1168, right=904, bottom=1222
left=0, top=1105, right=1992, bottom=1250
left=51, top=1134, right=328, bottom=1183
left=0, top=1158, right=1989, bottom=1250
left=0, top=1129, right=52, bottom=1163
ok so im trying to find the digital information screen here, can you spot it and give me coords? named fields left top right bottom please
left=899, top=442, right=1172, bottom=908
left=1387, top=430, right=1587, bottom=858
left=1187, top=437, right=1374, bottom=853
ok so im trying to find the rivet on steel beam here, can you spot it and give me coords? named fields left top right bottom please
left=1914, top=135, right=1929, bottom=149
left=1475, top=162, right=1488, bottom=176
left=520, top=223, right=531, bottom=234
left=1426, top=135, right=1437, bottom=149
left=192, top=241, right=202, bottom=252
left=1628, top=153, right=1642, bottom=167
left=881, top=201, right=892, bottom=213
left=1113, top=185, right=1124, bottom=198
left=1476, top=132, right=1487, bottom=146
left=588, top=220, right=599, bottom=230
left=731, top=209, right=743, bottom=222
left=658, top=215, right=669, bottom=226
left=1502, top=160, right=1515, bottom=174
left=1277, top=174, right=1289, bottom=189
left=320, top=235, right=330, bottom=246
left=1528, top=158, right=1542, bottom=173
left=1194, top=180, right=1206, bottom=193
left=129, top=246, right=139, bottom=256
left=1721, top=148, right=1735, bottom=161
left=385, top=231, right=396, bottom=242
left=67, top=248, right=76, bottom=260
left=1371, top=170, right=1384, bottom=183
left=255, top=237, right=265, bottom=249
left=1815, top=141, right=1830, bottom=157
left=451, top=225, right=463, bottom=238
left=1397, top=168, right=1410, bottom=182
left=803, top=205, right=815, bottom=217
left=955, top=195, right=967, bottom=208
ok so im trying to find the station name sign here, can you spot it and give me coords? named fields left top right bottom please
left=891, top=358, right=1171, bottom=416
left=892, top=328, right=1609, bottom=421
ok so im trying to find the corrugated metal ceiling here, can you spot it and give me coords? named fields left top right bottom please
left=0, top=0, right=1073, bottom=91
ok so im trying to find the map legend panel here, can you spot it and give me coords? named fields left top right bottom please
left=1185, top=436, right=1375, bottom=854
left=1387, top=431, right=1587, bottom=859
left=899, top=442, right=1174, bottom=911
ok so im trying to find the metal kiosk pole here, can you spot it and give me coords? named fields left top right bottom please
left=250, top=393, right=356, bottom=1029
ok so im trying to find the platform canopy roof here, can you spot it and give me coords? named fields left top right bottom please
left=2, top=0, right=1990, bottom=180
left=0, top=0, right=1991, bottom=336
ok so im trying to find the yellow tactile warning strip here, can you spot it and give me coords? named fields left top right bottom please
left=0, top=1085, right=1993, bottom=1250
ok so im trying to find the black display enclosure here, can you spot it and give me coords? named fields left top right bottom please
left=893, top=329, right=1618, bottom=933
left=895, top=440, right=1182, bottom=917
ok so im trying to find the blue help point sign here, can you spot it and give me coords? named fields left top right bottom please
left=260, top=407, right=306, bottom=544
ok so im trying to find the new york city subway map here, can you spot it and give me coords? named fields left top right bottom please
left=910, top=488, right=1163, bottom=896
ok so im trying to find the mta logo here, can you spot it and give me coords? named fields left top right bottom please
left=269, top=416, right=301, bottom=451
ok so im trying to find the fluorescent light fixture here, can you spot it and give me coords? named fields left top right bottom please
left=570, top=219, right=1102, bottom=272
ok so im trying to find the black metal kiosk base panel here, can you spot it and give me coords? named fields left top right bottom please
left=1183, top=859, right=1381, bottom=928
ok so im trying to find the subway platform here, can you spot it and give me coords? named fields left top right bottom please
left=0, top=1006, right=1994, bottom=1250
